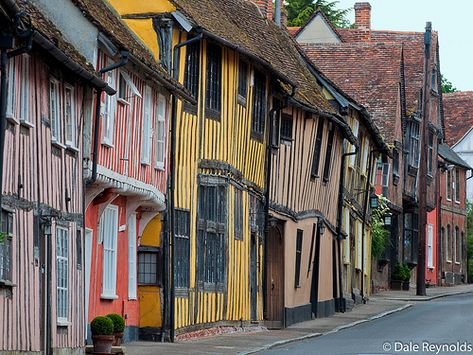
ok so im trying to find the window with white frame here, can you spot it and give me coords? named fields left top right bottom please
left=446, top=170, right=452, bottom=201
left=349, top=118, right=359, bottom=167
left=64, top=85, right=76, bottom=148
left=141, top=86, right=153, bottom=165
left=362, top=137, right=370, bottom=174
left=155, top=94, right=166, bottom=169
left=127, top=214, right=137, bottom=300
left=102, top=70, right=116, bottom=146
left=100, top=205, right=119, bottom=298
left=56, top=226, right=69, bottom=323
left=0, top=209, right=14, bottom=283
left=19, top=55, right=30, bottom=123
left=344, top=208, right=350, bottom=264
left=6, top=59, right=16, bottom=119
left=427, top=224, right=434, bottom=268
left=455, top=169, right=461, bottom=203
left=49, top=79, right=61, bottom=142
left=356, top=221, right=362, bottom=270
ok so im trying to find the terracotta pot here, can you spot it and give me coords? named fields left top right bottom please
left=113, top=332, right=124, bottom=346
left=92, top=334, right=114, bottom=354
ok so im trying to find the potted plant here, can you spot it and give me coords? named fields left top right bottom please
left=390, top=263, right=411, bottom=290
left=106, top=313, right=125, bottom=346
left=91, top=316, right=115, bottom=354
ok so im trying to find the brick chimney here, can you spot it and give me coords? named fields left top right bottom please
left=251, top=0, right=273, bottom=19
left=354, top=2, right=371, bottom=30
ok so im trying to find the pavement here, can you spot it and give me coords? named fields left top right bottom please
left=124, top=284, right=473, bottom=355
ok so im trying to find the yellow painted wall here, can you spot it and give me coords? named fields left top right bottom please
left=123, top=19, right=160, bottom=60
left=106, top=0, right=175, bottom=15
left=138, top=215, right=162, bottom=328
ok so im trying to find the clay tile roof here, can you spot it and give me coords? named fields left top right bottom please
left=169, top=0, right=336, bottom=114
left=69, top=0, right=190, bottom=98
left=302, top=42, right=402, bottom=144
left=443, top=91, right=473, bottom=146
left=287, top=26, right=301, bottom=36
left=438, top=143, right=472, bottom=170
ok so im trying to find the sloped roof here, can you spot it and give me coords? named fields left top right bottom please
left=443, top=91, right=473, bottom=146
left=302, top=42, right=402, bottom=144
left=438, top=143, right=472, bottom=170
left=287, top=26, right=300, bottom=36
left=70, top=0, right=192, bottom=100
left=168, top=0, right=337, bottom=115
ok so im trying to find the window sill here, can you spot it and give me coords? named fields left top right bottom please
left=237, top=95, right=247, bottom=107
left=20, top=119, right=35, bottom=129
left=6, top=115, right=19, bottom=125
left=455, top=200, right=460, bottom=205
left=393, top=173, right=400, bottom=185
left=250, top=132, right=264, bottom=143
left=141, top=161, right=151, bottom=167
left=100, top=294, right=119, bottom=300
left=183, top=102, right=198, bottom=115
left=455, top=261, right=461, bottom=265
left=407, top=165, right=418, bottom=176
left=52, top=140, right=66, bottom=150
left=281, top=138, right=292, bottom=146
left=0, top=280, right=15, bottom=288
left=205, top=108, right=221, bottom=121
left=446, top=260, right=452, bottom=264
left=57, top=320, right=70, bottom=327
left=154, top=164, right=165, bottom=171
left=344, top=261, right=350, bottom=265
left=101, top=141, right=115, bottom=149
left=117, top=98, right=130, bottom=106
left=66, top=145, right=79, bottom=154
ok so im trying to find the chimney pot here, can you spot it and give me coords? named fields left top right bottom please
left=354, top=2, right=371, bottom=30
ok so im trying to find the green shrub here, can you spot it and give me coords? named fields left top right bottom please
left=371, top=220, right=390, bottom=259
left=392, top=262, right=410, bottom=281
left=91, top=316, right=114, bottom=336
left=106, top=313, right=125, bottom=333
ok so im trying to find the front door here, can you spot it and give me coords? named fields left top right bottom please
left=265, top=224, right=284, bottom=328
left=310, top=224, right=321, bottom=317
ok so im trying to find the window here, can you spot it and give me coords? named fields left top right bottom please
left=49, top=79, right=61, bottom=142
left=155, top=94, right=166, bottom=169
left=56, top=226, right=69, bottom=323
left=307, top=224, right=316, bottom=273
left=205, top=43, right=222, bottom=117
left=0, top=209, right=13, bottom=283
left=118, top=71, right=141, bottom=104
left=323, top=122, right=335, bottom=182
left=343, top=209, right=350, bottom=263
left=356, top=221, right=362, bottom=270
left=427, top=132, right=433, bottom=176
left=234, top=189, right=243, bottom=240
left=197, top=184, right=226, bottom=289
left=138, top=251, right=160, bottom=285
left=280, top=114, right=293, bottom=142
left=392, top=149, right=399, bottom=177
left=294, top=229, right=303, bottom=288
left=349, top=118, right=359, bottom=166
left=446, top=225, right=451, bottom=262
left=403, top=213, right=418, bottom=263
left=251, top=70, right=266, bottom=138
left=64, top=85, right=76, bottom=148
left=141, top=86, right=153, bottom=165
left=127, top=214, right=137, bottom=299
left=460, top=232, right=464, bottom=263
left=19, top=55, right=30, bottom=123
left=311, top=118, right=324, bottom=177
left=100, top=205, right=119, bottom=298
left=382, top=161, right=390, bottom=196
left=270, top=107, right=280, bottom=148
left=175, top=210, right=190, bottom=288
left=156, top=19, right=172, bottom=71
left=6, top=59, right=15, bottom=119
left=249, top=194, right=264, bottom=233
left=238, top=60, right=248, bottom=104
left=184, top=40, right=200, bottom=100
left=408, top=121, right=420, bottom=168
left=454, top=227, right=459, bottom=263
left=427, top=224, right=434, bottom=268
left=362, top=137, right=370, bottom=174
left=102, top=69, right=116, bottom=146
left=446, top=170, right=452, bottom=200
left=455, top=169, right=461, bottom=202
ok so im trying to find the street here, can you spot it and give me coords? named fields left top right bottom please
left=262, top=293, right=473, bottom=355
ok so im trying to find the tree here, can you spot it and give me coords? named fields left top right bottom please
left=441, top=75, right=458, bottom=94
left=285, top=0, right=351, bottom=28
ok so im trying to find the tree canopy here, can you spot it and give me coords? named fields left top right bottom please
left=285, top=0, right=351, bottom=28
left=441, top=75, right=458, bottom=94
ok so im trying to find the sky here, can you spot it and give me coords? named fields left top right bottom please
left=334, top=0, right=472, bottom=91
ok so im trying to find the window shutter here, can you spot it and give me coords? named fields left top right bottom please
left=101, top=206, right=118, bottom=297
left=128, top=214, right=137, bottom=299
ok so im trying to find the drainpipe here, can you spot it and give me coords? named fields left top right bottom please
left=336, top=145, right=358, bottom=312
left=168, top=33, right=202, bottom=342
left=88, top=50, right=128, bottom=185
left=274, top=0, right=281, bottom=27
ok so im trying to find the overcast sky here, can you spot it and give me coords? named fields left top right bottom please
left=335, top=0, right=472, bottom=91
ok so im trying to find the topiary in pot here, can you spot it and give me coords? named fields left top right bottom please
left=91, top=316, right=114, bottom=354
left=106, top=313, right=126, bottom=346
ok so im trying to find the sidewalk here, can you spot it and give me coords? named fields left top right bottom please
left=125, top=284, right=473, bottom=355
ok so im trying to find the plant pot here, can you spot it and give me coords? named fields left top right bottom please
left=113, top=332, right=124, bottom=346
left=390, top=280, right=403, bottom=290
left=402, top=281, right=410, bottom=291
left=92, top=334, right=114, bottom=354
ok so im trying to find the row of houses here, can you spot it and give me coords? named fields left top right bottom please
left=0, top=0, right=470, bottom=354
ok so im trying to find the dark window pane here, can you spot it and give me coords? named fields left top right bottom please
left=281, top=113, right=293, bottom=141
left=205, top=43, right=222, bottom=115
left=184, top=41, right=200, bottom=99
left=238, top=60, right=248, bottom=101
left=311, top=118, right=324, bottom=177
left=251, top=70, right=266, bottom=138
left=323, top=123, right=335, bottom=182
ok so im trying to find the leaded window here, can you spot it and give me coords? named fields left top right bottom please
left=234, top=189, right=243, bottom=240
left=251, top=70, right=266, bottom=139
left=184, top=40, right=200, bottom=100
left=138, top=249, right=162, bottom=286
left=175, top=210, right=190, bottom=288
left=205, top=43, right=222, bottom=117
left=280, top=113, right=293, bottom=142
left=408, top=121, right=420, bottom=168
left=323, top=122, right=335, bottom=182
left=56, top=226, right=69, bottom=322
left=238, top=60, right=248, bottom=104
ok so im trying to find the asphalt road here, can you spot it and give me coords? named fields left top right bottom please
left=261, top=293, right=473, bottom=355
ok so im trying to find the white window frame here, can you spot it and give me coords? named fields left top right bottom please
left=141, top=85, right=153, bottom=165
left=49, top=78, right=61, bottom=143
left=19, top=55, right=31, bottom=124
left=6, top=58, right=16, bottom=120
left=454, top=169, right=461, bottom=204
left=100, top=205, right=119, bottom=299
left=446, top=171, right=452, bottom=201
left=362, top=138, right=370, bottom=174
left=101, top=69, right=116, bottom=147
left=445, top=226, right=451, bottom=263
left=56, top=226, right=69, bottom=324
left=382, top=162, right=390, bottom=188
left=127, top=213, right=137, bottom=300
left=349, top=118, right=359, bottom=167
left=344, top=208, right=350, bottom=264
left=454, top=227, right=458, bottom=264
left=118, top=71, right=142, bottom=105
left=356, top=222, right=362, bottom=270
left=64, top=84, right=76, bottom=148
left=427, top=224, right=434, bottom=268
left=155, top=94, right=167, bottom=170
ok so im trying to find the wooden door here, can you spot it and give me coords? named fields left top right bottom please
left=250, top=233, right=258, bottom=320
left=310, top=225, right=321, bottom=317
left=265, top=225, right=284, bottom=328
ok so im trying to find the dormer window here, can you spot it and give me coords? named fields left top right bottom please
left=154, top=17, right=173, bottom=72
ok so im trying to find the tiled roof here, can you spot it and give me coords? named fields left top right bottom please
left=438, top=143, right=472, bottom=170
left=169, top=0, right=336, bottom=114
left=70, top=0, right=191, bottom=99
left=443, top=91, right=473, bottom=146
left=287, top=26, right=300, bottom=36
left=302, top=42, right=402, bottom=144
